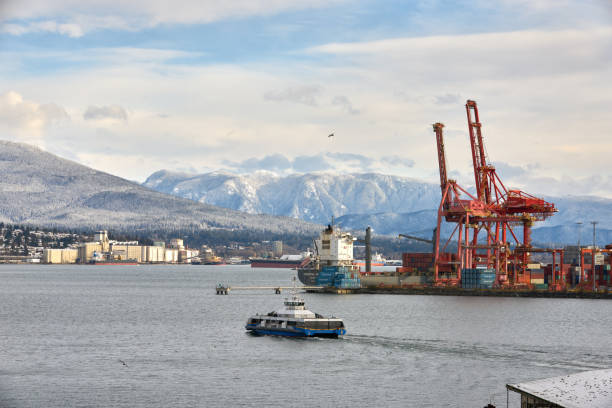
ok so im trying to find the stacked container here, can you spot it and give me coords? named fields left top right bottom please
left=334, top=277, right=361, bottom=289
left=316, top=265, right=354, bottom=287
left=461, top=268, right=496, bottom=289
left=402, top=253, right=434, bottom=269
left=528, top=264, right=544, bottom=285
left=315, top=266, right=337, bottom=286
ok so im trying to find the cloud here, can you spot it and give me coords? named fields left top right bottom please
left=331, top=95, right=359, bottom=115
left=264, top=85, right=321, bottom=106
left=0, top=91, right=68, bottom=143
left=292, top=155, right=333, bottom=172
left=83, top=105, right=128, bottom=121
left=434, top=93, right=461, bottom=105
left=326, top=152, right=368, bottom=161
left=0, top=0, right=343, bottom=36
left=492, top=161, right=541, bottom=179
left=305, top=28, right=612, bottom=81
left=383, top=155, right=415, bottom=168
left=2, top=20, right=84, bottom=37
left=513, top=174, right=612, bottom=200
left=223, top=154, right=292, bottom=172
left=221, top=152, right=419, bottom=175
left=2, top=4, right=611, bottom=189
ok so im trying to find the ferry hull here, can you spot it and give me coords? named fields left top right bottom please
left=245, top=324, right=345, bottom=338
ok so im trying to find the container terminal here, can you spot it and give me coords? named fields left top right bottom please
left=294, top=100, right=612, bottom=298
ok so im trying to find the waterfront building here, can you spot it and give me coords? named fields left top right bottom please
left=109, top=244, right=143, bottom=262
left=78, top=242, right=102, bottom=263
left=169, top=238, right=184, bottom=250
left=164, top=248, right=179, bottom=263
left=42, top=248, right=78, bottom=264
left=142, top=245, right=166, bottom=263
left=273, top=241, right=283, bottom=257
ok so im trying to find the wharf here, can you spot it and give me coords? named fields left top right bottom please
left=353, top=287, right=612, bottom=299
left=217, top=284, right=612, bottom=298
left=216, top=285, right=322, bottom=295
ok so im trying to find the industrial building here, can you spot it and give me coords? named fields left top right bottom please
left=42, top=248, right=78, bottom=264
left=41, top=230, right=198, bottom=264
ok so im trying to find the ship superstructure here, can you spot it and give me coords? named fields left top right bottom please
left=297, top=224, right=360, bottom=288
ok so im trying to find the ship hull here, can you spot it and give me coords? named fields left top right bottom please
left=250, top=259, right=302, bottom=268
left=297, top=267, right=319, bottom=285
left=353, top=261, right=385, bottom=267
left=245, top=324, right=345, bottom=338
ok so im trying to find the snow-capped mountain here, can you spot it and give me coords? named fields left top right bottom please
left=144, top=169, right=612, bottom=245
left=144, top=170, right=442, bottom=224
left=0, top=140, right=319, bottom=235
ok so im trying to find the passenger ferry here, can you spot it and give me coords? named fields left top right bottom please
left=245, top=282, right=346, bottom=338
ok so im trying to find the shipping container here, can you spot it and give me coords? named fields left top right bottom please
left=461, top=268, right=496, bottom=289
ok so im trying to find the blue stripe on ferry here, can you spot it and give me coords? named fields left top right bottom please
left=250, top=329, right=306, bottom=337
left=246, top=327, right=346, bottom=336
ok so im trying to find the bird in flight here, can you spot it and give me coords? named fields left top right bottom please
left=118, top=359, right=128, bottom=367
left=328, top=132, right=334, bottom=138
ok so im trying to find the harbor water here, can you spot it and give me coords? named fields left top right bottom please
left=1, top=264, right=611, bottom=407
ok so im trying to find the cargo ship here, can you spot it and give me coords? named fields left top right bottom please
left=88, top=259, right=139, bottom=265
left=354, top=252, right=386, bottom=267
left=202, top=255, right=225, bottom=265
left=297, top=224, right=360, bottom=288
left=250, top=253, right=311, bottom=269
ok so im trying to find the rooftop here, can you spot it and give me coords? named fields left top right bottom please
left=507, top=369, right=612, bottom=408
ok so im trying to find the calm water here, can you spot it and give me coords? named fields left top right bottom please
left=1, top=264, right=611, bottom=407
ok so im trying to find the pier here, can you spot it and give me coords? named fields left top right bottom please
left=215, top=285, right=323, bottom=295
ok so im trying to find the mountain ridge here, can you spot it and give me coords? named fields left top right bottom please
left=144, top=169, right=612, bottom=245
left=0, top=140, right=320, bottom=235
left=144, top=170, right=442, bottom=224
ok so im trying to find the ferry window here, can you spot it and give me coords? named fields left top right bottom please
left=287, top=321, right=296, bottom=326
left=322, top=240, right=330, bottom=249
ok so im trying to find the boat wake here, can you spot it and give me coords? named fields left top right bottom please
left=343, top=334, right=610, bottom=371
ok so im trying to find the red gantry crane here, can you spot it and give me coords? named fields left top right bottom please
left=433, top=100, right=557, bottom=287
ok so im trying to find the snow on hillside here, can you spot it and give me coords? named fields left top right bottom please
left=144, top=169, right=612, bottom=245
left=0, top=140, right=320, bottom=235
left=144, top=171, right=442, bottom=224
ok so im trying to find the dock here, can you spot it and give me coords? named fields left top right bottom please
left=215, top=285, right=323, bottom=295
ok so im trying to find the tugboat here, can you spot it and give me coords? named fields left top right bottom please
left=245, top=280, right=346, bottom=338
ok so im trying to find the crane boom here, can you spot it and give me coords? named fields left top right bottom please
left=433, top=122, right=448, bottom=196
left=466, top=100, right=495, bottom=203
left=398, top=234, right=433, bottom=244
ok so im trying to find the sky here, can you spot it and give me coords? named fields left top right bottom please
left=0, top=0, right=611, bottom=197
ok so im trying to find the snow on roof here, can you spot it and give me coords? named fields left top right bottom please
left=507, top=369, right=612, bottom=408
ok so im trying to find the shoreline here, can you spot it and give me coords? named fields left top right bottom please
left=315, top=287, right=612, bottom=299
